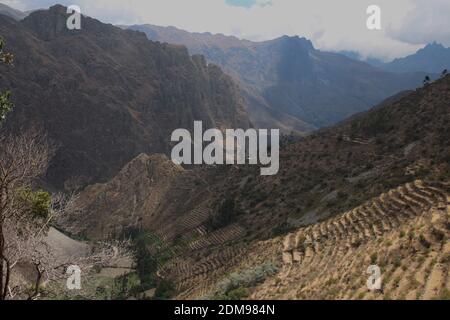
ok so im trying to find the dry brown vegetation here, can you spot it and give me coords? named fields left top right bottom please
left=66, top=75, right=450, bottom=300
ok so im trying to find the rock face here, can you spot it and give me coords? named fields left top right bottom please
left=129, top=25, right=427, bottom=131
left=61, top=153, right=185, bottom=239
left=0, top=5, right=250, bottom=189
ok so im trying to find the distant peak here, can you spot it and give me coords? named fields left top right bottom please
left=276, top=35, right=314, bottom=50
left=423, top=42, right=446, bottom=50
left=21, top=5, right=75, bottom=40
left=49, top=4, right=67, bottom=10
left=25, top=4, right=68, bottom=20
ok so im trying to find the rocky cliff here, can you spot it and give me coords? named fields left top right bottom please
left=0, top=5, right=250, bottom=189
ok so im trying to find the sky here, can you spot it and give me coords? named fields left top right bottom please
left=2, top=0, right=450, bottom=61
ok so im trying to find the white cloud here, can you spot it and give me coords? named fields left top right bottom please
left=2, top=0, right=448, bottom=60
left=387, top=0, right=450, bottom=47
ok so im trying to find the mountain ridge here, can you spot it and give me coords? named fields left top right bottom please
left=128, top=24, right=428, bottom=130
left=341, top=42, right=450, bottom=75
left=382, top=42, right=450, bottom=74
left=0, top=5, right=251, bottom=189
left=0, top=3, right=28, bottom=20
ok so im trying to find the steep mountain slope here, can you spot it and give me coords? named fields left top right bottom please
left=69, top=73, right=450, bottom=299
left=129, top=24, right=427, bottom=130
left=241, top=180, right=450, bottom=300
left=170, top=76, right=450, bottom=300
left=0, top=5, right=250, bottom=189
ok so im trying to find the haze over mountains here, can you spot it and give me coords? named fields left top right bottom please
left=128, top=24, right=432, bottom=131
left=343, top=42, right=450, bottom=74
left=0, top=3, right=28, bottom=20
left=1, top=3, right=446, bottom=134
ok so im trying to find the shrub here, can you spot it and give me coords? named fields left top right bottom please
left=370, top=252, right=378, bottom=264
left=210, top=262, right=279, bottom=300
left=207, top=198, right=238, bottom=231
left=419, top=234, right=431, bottom=249
left=216, top=287, right=250, bottom=300
left=271, top=222, right=296, bottom=237
left=18, top=188, right=51, bottom=219
left=154, top=279, right=175, bottom=300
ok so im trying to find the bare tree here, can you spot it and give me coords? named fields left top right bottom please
left=0, top=128, right=133, bottom=300
left=0, top=127, right=54, bottom=300
left=0, top=38, right=133, bottom=300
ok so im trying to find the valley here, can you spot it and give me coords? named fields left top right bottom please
left=60, top=71, right=450, bottom=300
left=128, top=24, right=429, bottom=132
left=0, top=3, right=449, bottom=302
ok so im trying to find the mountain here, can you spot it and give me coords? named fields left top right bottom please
left=67, top=70, right=450, bottom=299
left=128, top=24, right=427, bottom=130
left=0, top=3, right=27, bottom=20
left=0, top=5, right=250, bottom=190
left=3, top=4, right=449, bottom=301
left=344, top=43, right=450, bottom=75
left=381, top=42, right=450, bottom=74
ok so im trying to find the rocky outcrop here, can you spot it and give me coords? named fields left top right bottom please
left=59, top=153, right=184, bottom=239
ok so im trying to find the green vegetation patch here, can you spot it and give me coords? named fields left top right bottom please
left=208, top=262, right=279, bottom=300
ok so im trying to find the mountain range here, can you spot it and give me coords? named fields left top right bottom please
left=1, top=3, right=443, bottom=133
left=128, top=24, right=429, bottom=131
left=342, top=42, right=450, bottom=74
left=1, top=3, right=449, bottom=301
left=382, top=42, right=450, bottom=74
left=0, top=3, right=28, bottom=20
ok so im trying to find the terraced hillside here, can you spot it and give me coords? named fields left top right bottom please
left=169, top=180, right=449, bottom=300
left=69, top=75, right=450, bottom=300
left=260, top=180, right=449, bottom=300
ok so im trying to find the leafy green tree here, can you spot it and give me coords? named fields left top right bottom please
left=0, top=37, right=14, bottom=123
left=18, top=188, right=52, bottom=219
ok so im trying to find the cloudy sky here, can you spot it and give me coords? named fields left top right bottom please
left=3, top=0, right=450, bottom=61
